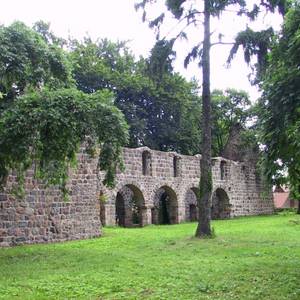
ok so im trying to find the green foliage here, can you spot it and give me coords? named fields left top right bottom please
left=0, top=22, right=72, bottom=107
left=0, top=88, right=128, bottom=195
left=229, top=1, right=292, bottom=84
left=0, top=23, right=130, bottom=195
left=135, top=0, right=263, bottom=238
left=0, top=215, right=299, bottom=299
left=99, top=193, right=108, bottom=203
left=70, top=38, right=201, bottom=155
left=228, top=27, right=275, bottom=83
left=148, top=39, right=175, bottom=78
left=260, top=4, right=300, bottom=200
left=33, top=20, right=67, bottom=47
left=166, top=0, right=185, bottom=19
left=211, top=89, right=252, bottom=156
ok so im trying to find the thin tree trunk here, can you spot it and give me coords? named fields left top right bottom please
left=196, top=0, right=212, bottom=237
left=297, top=200, right=300, bottom=214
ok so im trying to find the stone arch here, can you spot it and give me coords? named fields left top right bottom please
left=211, top=188, right=231, bottom=219
left=115, top=184, right=146, bottom=227
left=142, top=150, right=152, bottom=176
left=184, top=187, right=199, bottom=222
left=152, top=185, right=178, bottom=225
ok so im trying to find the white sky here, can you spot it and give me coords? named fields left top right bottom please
left=0, top=0, right=283, bottom=101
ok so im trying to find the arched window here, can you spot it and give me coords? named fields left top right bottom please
left=173, top=156, right=181, bottom=177
left=142, top=151, right=152, bottom=176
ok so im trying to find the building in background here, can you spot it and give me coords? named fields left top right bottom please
left=273, top=186, right=297, bottom=209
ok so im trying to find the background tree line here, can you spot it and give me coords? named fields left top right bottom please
left=0, top=19, right=255, bottom=197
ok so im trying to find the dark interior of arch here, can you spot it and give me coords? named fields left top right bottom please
left=115, top=185, right=145, bottom=227
left=185, top=187, right=199, bottom=222
left=159, top=192, right=170, bottom=224
left=189, top=204, right=197, bottom=221
left=211, top=188, right=231, bottom=219
left=116, top=192, right=125, bottom=226
left=152, top=186, right=178, bottom=225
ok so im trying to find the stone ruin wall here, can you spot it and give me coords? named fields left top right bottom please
left=102, top=147, right=274, bottom=226
left=0, top=150, right=101, bottom=247
left=0, top=147, right=274, bottom=247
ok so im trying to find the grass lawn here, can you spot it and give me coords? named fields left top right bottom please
left=0, top=213, right=299, bottom=300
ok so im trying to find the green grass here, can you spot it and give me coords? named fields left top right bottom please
left=1, top=214, right=299, bottom=300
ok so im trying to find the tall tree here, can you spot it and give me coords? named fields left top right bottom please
left=259, top=4, right=300, bottom=213
left=211, top=89, right=252, bottom=157
left=135, top=0, right=258, bottom=237
left=70, top=38, right=201, bottom=155
left=228, top=1, right=300, bottom=212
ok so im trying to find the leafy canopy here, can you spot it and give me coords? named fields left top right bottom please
left=260, top=3, right=300, bottom=199
left=0, top=88, right=128, bottom=195
left=70, top=38, right=201, bottom=155
left=0, top=22, right=128, bottom=195
left=0, top=21, right=71, bottom=107
left=211, top=89, right=252, bottom=156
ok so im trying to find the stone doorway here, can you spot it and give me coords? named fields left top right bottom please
left=189, top=204, right=197, bottom=221
left=211, top=188, right=231, bottom=219
left=184, top=187, right=199, bottom=222
left=152, top=186, right=178, bottom=224
left=115, top=184, right=145, bottom=227
left=116, top=192, right=126, bottom=226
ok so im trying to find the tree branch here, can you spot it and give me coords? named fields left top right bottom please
left=163, top=11, right=204, bottom=40
left=210, top=41, right=235, bottom=47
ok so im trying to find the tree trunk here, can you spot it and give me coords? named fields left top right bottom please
left=196, top=0, right=212, bottom=237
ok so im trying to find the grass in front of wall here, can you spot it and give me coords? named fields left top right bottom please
left=0, top=213, right=299, bottom=300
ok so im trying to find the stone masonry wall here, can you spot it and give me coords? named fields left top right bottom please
left=0, top=150, right=101, bottom=247
left=100, top=147, right=274, bottom=226
left=0, top=146, right=274, bottom=247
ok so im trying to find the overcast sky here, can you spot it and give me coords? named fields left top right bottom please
left=0, top=0, right=282, bottom=101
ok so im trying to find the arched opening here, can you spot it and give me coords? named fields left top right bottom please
left=116, top=193, right=125, bottom=226
left=211, top=188, right=231, bottom=219
left=220, top=161, right=226, bottom=180
left=152, top=186, right=178, bottom=225
left=142, top=151, right=152, bottom=176
left=184, top=187, right=199, bottom=222
left=189, top=204, right=197, bottom=221
left=115, top=184, right=145, bottom=227
left=173, top=156, right=181, bottom=177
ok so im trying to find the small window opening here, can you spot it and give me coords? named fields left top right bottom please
left=173, top=156, right=181, bottom=177
left=220, top=161, right=226, bottom=180
left=142, top=151, right=152, bottom=176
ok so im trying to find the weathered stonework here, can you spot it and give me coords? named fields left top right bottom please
left=0, top=150, right=101, bottom=247
left=100, top=147, right=274, bottom=227
left=0, top=147, right=274, bottom=247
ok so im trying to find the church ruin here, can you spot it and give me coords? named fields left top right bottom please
left=0, top=147, right=274, bottom=247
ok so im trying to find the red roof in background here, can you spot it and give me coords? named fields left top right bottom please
left=273, top=192, right=290, bottom=208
